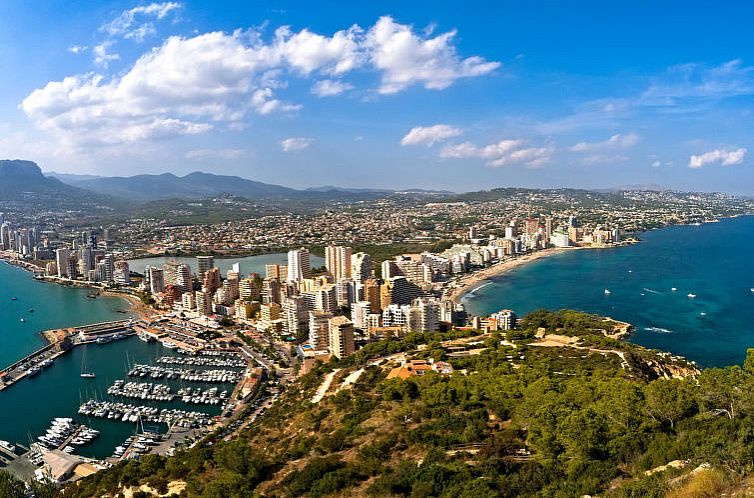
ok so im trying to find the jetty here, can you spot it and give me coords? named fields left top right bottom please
left=0, top=320, right=134, bottom=391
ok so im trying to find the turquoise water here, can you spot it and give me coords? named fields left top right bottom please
left=0, top=263, right=230, bottom=458
left=463, top=216, right=754, bottom=367
left=0, top=263, right=129, bottom=366
left=128, top=252, right=325, bottom=276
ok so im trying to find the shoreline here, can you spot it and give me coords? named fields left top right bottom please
left=447, top=242, right=635, bottom=304
left=0, top=255, right=154, bottom=321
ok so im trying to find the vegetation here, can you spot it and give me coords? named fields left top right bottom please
left=29, top=310, right=754, bottom=497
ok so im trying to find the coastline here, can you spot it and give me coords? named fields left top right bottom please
left=447, top=243, right=634, bottom=304
left=0, top=254, right=153, bottom=321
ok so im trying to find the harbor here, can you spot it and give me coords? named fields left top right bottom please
left=0, top=326, right=264, bottom=482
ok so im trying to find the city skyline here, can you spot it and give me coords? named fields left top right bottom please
left=1, top=1, right=753, bottom=194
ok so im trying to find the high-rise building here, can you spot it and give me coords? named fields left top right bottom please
left=55, top=248, right=70, bottom=278
left=149, top=267, right=165, bottom=295
left=351, top=301, right=371, bottom=331
left=287, top=248, right=311, bottom=282
left=196, top=255, right=214, bottom=280
left=325, top=245, right=352, bottom=281
left=351, top=252, right=372, bottom=283
left=283, top=295, right=310, bottom=337
left=175, top=264, right=193, bottom=293
left=195, top=290, right=212, bottom=315
left=202, top=267, right=221, bottom=295
left=262, top=277, right=281, bottom=305
left=363, top=278, right=382, bottom=313
left=309, top=310, right=333, bottom=350
left=328, top=316, right=355, bottom=359
left=407, top=298, right=441, bottom=333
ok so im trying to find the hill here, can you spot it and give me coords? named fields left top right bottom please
left=0, top=160, right=118, bottom=212
left=38, top=309, right=754, bottom=498
left=65, top=172, right=299, bottom=202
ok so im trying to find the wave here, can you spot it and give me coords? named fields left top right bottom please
left=644, top=326, right=673, bottom=334
left=642, top=288, right=662, bottom=294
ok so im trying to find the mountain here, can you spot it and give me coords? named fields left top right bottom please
left=66, top=172, right=302, bottom=201
left=0, top=160, right=92, bottom=200
left=45, top=171, right=103, bottom=183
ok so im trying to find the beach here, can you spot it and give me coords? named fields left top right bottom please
left=447, top=244, right=632, bottom=303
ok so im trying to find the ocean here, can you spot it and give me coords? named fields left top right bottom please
left=0, top=261, right=238, bottom=458
left=462, top=215, right=754, bottom=368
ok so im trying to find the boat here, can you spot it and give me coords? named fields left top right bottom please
left=11, top=297, right=17, bottom=301
left=162, top=341, right=178, bottom=349
left=671, top=287, right=677, bottom=292
left=138, top=332, right=156, bottom=343
left=604, top=289, right=611, bottom=295
left=28, top=309, right=34, bottom=312
left=20, top=318, right=25, bottom=323
left=80, top=347, right=96, bottom=379
left=0, top=440, right=16, bottom=453
left=687, top=293, right=697, bottom=298
left=751, top=288, right=754, bottom=293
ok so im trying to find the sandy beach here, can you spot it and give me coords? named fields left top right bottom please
left=445, top=248, right=568, bottom=303
left=446, top=244, right=632, bottom=304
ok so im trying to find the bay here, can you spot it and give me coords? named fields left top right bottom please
left=462, top=216, right=754, bottom=367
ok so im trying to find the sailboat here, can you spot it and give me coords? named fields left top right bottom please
left=604, top=289, right=611, bottom=295
left=80, top=346, right=96, bottom=379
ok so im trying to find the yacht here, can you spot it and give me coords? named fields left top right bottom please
left=11, top=297, right=17, bottom=301
left=671, top=287, right=677, bottom=292
left=604, top=289, right=611, bottom=295
left=0, top=440, right=16, bottom=453
left=687, top=293, right=697, bottom=299
left=162, top=341, right=178, bottom=349
left=20, top=318, right=26, bottom=323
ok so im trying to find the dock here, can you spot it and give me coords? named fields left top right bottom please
left=0, top=320, right=134, bottom=391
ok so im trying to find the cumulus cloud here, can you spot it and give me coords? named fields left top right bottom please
left=570, top=133, right=639, bottom=152
left=688, top=148, right=747, bottom=168
left=22, top=17, right=497, bottom=149
left=311, top=79, right=353, bottom=97
left=365, top=16, right=500, bottom=94
left=440, top=138, right=552, bottom=168
left=68, top=45, right=88, bottom=54
left=401, top=124, right=462, bottom=146
left=280, top=137, right=314, bottom=151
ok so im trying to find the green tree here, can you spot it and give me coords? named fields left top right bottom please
left=644, top=378, right=695, bottom=430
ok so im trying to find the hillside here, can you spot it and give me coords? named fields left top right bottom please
left=30, top=309, right=754, bottom=498
left=0, top=160, right=119, bottom=212
left=64, top=172, right=299, bottom=202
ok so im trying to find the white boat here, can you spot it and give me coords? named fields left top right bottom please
left=604, top=289, right=611, bottom=295
left=0, top=440, right=16, bottom=453
left=162, top=341, right=178, bottom=349
left=750, top=288, right=754, bottom=293
left=671, top=287, right=677, bottom=292
left=20, top=318, right=26, bottom=323
left=80, top=347, right=95, bottom=378
left=688, top=293, right=697, bottom=298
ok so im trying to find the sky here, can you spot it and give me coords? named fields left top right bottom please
left=1, top=1, right=753, bottom=194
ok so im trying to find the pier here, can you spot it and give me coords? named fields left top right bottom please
left=0, top=320, right=134, bottom=391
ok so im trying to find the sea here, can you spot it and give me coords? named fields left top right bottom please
left=462, top=215, right=754, bottom=368
left=0, top=255, right=284, bottom=458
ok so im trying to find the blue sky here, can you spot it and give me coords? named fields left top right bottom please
left=1, top=1, right=753, bottom=193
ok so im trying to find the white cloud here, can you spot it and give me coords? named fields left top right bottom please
left=68, top=45, right=88, bottom=54
left=280, top=137, right=314, bottom=151
left=688, top=148, right=747, bottom=168
left=651, top=160, right=661, bottom=168
left=101, top=2, right=182, bottom=41
left=570, top=133, right=639, bottom=152
left=365, top=16, right=500, bottom=94
left=251, top=88, right=301, bottom=115
left=401, top=124, right=462, bottom=146
left=22, top=17, right=497, bottom=150
left=440, top=138, right=552, bottom=168
left=311, top=79, right=353, bottom=97
left=93, top=41, right=119, bottom=66
left=642, top=60, right=754, bottom=105
left=185, top=148, right=248, bottom=160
